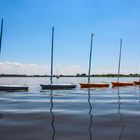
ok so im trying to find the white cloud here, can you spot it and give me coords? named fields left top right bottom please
left=0, top=61, right=85, bottom=75
left=55, top=64, right=85, bottom=75
left=0, top=61, right=138, bottom=75
left=0, top=62, right=49, bottom=75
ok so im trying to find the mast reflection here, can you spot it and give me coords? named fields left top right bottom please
left=50, top=90, right=55, bottom=140
left=0, top=113, right=3, bottom=119
left=139, top=85, right=140, bottom=103
left=88, top=89, right=93, bottom=140
left=117, top=88, right=125, bottom=140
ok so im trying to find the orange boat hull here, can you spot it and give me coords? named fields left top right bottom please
left=80, top=83, right=109, bottom=88
left=133, top=81, right=140, bottom=85
left=112, top=82, right=134, bottom=87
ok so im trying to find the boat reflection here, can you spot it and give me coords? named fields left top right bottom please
left=117, top=88, right=125, bottom=140
left=138, top=86, right=140, bottom=103
left=88, top=89, right=93, bottom=140
left=0, top=113, right=3, bottom=119
left=50, top=90, right=55, bottom=140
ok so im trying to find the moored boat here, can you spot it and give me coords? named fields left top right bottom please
left=40, top=83, right=76, bottom=90
left=80, top=83, right=109, bottom=88
left=40, top=27, right=76, bottom=90
left=0, top=19, right=29, bottom=91
left=79, top=34, right=109, bottom=88
left=112, top=82, right=134, bottom=87
left=0, top=84, right=28, bottom=91
left=133, top=81, right=140, bottom=85
left=111, top=38, right=133, bottom=87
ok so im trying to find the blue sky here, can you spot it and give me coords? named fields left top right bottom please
left=0, top=0, right=140, bottom=74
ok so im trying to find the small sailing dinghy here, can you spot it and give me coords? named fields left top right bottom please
left=133, top=80, right=140, bottom=85
left=133, top=81, right=140, bottom=85
left=0, top=84, right=28, bottom=91
left=0, top=19, right=28, bottom=91
left=80, top=83, right=109, bottom=88
left=112, top=82, right=134, bottom=87
left=79, top=34, right=109, bottom=88
left=133, top=70, right=140, bottom=85
left=40, top=27, right=76, bottom=90
left=112, top=38, right=134, bottom=87
left=41, top=83, right=76, bottom=90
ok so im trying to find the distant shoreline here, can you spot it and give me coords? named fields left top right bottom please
left=0, top=74, right=139, bottom=77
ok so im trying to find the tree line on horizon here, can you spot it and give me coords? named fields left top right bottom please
left=0, top=73, right=139, bottom=77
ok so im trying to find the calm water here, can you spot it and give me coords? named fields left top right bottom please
left=0, top=77, right=140, bottom=140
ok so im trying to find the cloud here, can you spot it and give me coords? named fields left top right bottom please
left=0, top=62, right=49, bottom=75
left=56, top=64, right=85, bottom=75
left=0, top=61, right=138, bottom=75
left=0, top=61, right=85, bottom=75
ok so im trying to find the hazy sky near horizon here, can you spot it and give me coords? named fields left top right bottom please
left=0, top=0, right=140, bottom=74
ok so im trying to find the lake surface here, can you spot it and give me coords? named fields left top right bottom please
left=0, top=77, right=140, bottom=140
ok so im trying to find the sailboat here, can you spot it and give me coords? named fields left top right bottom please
left=40, top=27, right=76, bottom=90
left=133, top=80, right=140, bottom=85
left=133, top=66, right=140, bottom=85
left=79, top=34, right=109, bottom=88
left=133, top=76, right=140, bottom=85
left=0, top=18, right=28, bottom=91
left=112, top=38, right=134, bottom=87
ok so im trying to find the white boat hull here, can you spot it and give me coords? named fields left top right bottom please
left=40, top=84, right=76, bottom=90
left=0, top=85, right=28, bottom=91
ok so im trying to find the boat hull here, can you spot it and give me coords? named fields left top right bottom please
left=112, top=82, right=134, bottom=87
left=0, top=85, right=28, bottom=91
left=80, top=83, right=109, bottom=88
left=40, top=84, right=76, bottom=90
left=133, top=81, right=140, bottom=85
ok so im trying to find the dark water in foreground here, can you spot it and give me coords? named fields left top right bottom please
left=0, top=77, right=140, bottom=140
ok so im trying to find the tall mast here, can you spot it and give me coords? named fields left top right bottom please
left=50, top=27, right=54, bottom=84
left=88, top=33, right=94, bottom=83
left=117, top=38, right=122, bottom=82
left=0, top=18, right=3, bottom=54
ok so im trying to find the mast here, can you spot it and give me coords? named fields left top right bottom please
left=117, top=38, right=122, bottom=82
left=50, top=27, right=54, bottom=84
left=0, top=18, right=3, bottom=54
left=88, top=33, right=94, bottom=83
